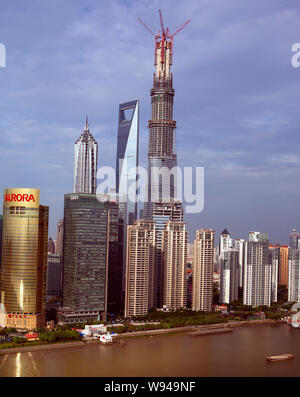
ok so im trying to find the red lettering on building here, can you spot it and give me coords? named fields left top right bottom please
left=4, top=193, right=35, bottom=202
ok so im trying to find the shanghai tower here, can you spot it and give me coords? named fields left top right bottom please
left=139, top=10, right=190, bottom=219
left=138, top=11, right=190, bottom=307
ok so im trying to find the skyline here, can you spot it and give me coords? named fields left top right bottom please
left=1, top=0, right=300, bottom=243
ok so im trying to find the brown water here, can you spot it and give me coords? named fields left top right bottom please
left=0, top=324, right=299, bottom=377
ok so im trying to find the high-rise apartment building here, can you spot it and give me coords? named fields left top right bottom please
left=279, top=245, right=289, bottom=287
left=74, top=117, right=98, bottom=194
left=0, top=188, right=48, bottom=329
left=248, top=231, right=261, bottom=242
left=59, top=193, right=109, bottom=324
left=219, top=229, right=232, bottom=257
left=192, top=229, right=215, bottom=312
left=288, top=248, right=300, bottom=303
left=243, top=232, right=271, bottom=307
left=219, top=250, right=239, bottom=304
left=289, top=229, right=300, bottom=250
left=234, top=238, right=245, bottom=288
left=269, top=245, right=280, bottom=303
left=162, top=221, right=187, bottom=310
left=125, top=220, right=156, bottom=317
left=116, top=100, right=139, bottom=226
left=152, top=201, right=183, bottom=307
left=219, top=229, right=239, bottom=303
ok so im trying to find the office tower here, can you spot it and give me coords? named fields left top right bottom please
left=116, top=100, right=139, bottom=226
left=56, top=219, right=64, bottom=256
left=59, top=193, right=109, bottom=324
left=269, top=245, right=280, bottom=303
left=46, top=253, right=61, bottom=299
left=243, top=232, right=271, bottom=307
left=192, top=229, right=215, bottom=312
left=288, top=249, right=300, bottom=303
left=162, top=221, right=187, bottom=310
left=0, top=188, right=48, bottom=329
left=48, top=237, right=56, bottom=254
left=151, top=201, right=183, bottom=307
left=219, top=250, right=239, bottom=304
left=289, top=229, right=300, bottom=249
left=279, top=245, right=289, bottom=286
left=125, top=220, right=156, bottom=317
left=234, top=238, right=245, bottom=288
left=74, top=117, right=98, bottom=194
left=105, top=193, right=126, bottom=315
left=140, top=12, right=190, bottom=220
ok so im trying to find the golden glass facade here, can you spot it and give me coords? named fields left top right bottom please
left=0, top=188, right=48, bottom=329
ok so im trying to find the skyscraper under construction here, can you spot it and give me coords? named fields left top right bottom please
left=139, top=10, right=190, bottom=219
left=138, top=11, right=190, bottom=309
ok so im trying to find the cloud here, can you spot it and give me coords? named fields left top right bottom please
left=0, top=0, right=300, bottom=244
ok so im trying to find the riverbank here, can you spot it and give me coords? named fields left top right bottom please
left=117, top=319, right=283, bottom=338
left=0, top=319, right=284, bottom=356
left=0, top=341, right=86, bottom=355
left=188, top=328, right=233, bottom=336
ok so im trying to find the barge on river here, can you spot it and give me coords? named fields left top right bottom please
left=265, top=353, right=294, bottom=362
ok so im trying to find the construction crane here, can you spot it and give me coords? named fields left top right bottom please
left=137, top=9, right=190, bottom=39
left=171, top=19, right=191, bottom=38
left=138, top=9, right=191, bottom=66
left=137, top=18, right=157, bottom=38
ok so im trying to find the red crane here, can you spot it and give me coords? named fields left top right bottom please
left=169, top=19, right=191, bottom=38
left=137, top=9, right=190, bottom=39
left=137, top=18, right=157, bottom=38
left=138, top=10, right=191, bottom=66
left=159, top=9, right=164, bottom=35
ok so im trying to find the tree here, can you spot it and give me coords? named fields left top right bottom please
left=213, top=283, right=220, bottom=305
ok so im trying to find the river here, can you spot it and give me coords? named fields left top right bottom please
left=0, top=324, right=299, bottom=377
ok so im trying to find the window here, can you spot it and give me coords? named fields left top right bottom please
left=9, top=206, right=25, bottom=214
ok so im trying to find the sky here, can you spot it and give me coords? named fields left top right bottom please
left=0, top=0, right=300, bottom=244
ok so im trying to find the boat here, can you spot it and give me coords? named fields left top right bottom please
left=99, top=333, right=113, bottom=344
left=265, top=354, right=294, bottom=362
